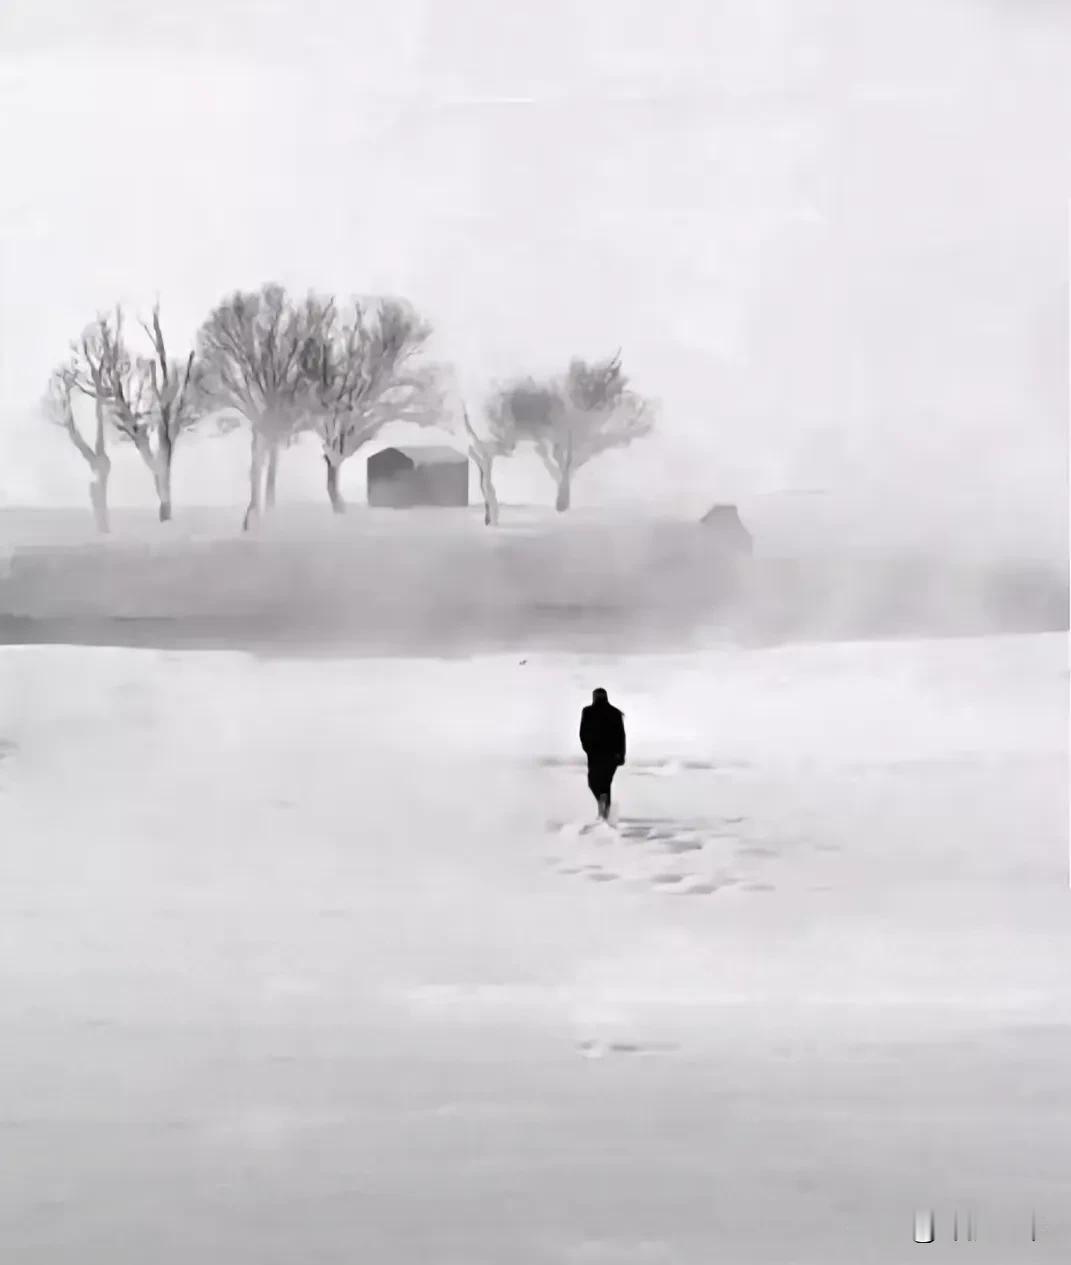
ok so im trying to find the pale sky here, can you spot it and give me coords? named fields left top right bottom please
left=0, top=0, right=1068, bottom=555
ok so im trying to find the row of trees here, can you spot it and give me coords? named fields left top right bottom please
left=44, top=283, right=654, bottom=532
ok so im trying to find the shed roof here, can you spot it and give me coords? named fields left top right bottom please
left=370, top=445, right=468, bottom=467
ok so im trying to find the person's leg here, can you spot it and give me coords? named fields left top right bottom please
left=588, top=762, right=610, bottom=818
left=587, top=763, right=602, bottom=814
left=605, top=765, right=617, bottom=803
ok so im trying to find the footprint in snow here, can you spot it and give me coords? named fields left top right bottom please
left=576, top=1039, right=679, bottom=1059
left=680, top=881, right=722, bottom=895
left=662, top=838, right=704, bottom=854
left=735, top=844, right=778, bottom=858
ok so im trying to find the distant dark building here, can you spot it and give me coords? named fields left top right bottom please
left=699, top=503, right=753, bottom=556
left=367, top=446, right=470, bottom=508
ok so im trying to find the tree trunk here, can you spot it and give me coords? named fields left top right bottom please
left=474, top=452, right=499, bottom=526
left=265, top=443, right=279, bottom=510
left=325, top=455, right=345, bottom=514
left=555, top=471, right=571, bottom=513
left=89, top=455, right=111, bottom=534
left=133, top=431, right=174, bottom=523
left=243, top=433, right=268, bottom=532
left=90, top=400, right=111, bottom=533
left=61, top=410, right=111, bottom=534
left=155, top=441, right=174, bottom=523
left=154, top=430, right=173, bottom=518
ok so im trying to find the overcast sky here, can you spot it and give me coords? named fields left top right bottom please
left=0, top=0, right=1067, bottom=554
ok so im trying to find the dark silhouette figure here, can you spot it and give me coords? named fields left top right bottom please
left=579, top=688, right=626, bottom=820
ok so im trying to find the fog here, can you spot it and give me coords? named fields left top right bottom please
left=2, top=6, right=1070, bottom=1262
left=1, top=0, right=1068, bottom=565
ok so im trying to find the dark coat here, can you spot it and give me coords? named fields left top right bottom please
left=580, top=701, right=626, bottom=766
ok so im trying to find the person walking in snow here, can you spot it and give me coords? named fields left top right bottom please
left=579, top=688, right=626, bottom=820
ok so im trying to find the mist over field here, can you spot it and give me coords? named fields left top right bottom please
left=0, top=501, right=1066, bottom=659
left=2, top=0, right=1069, bottom=552
left=1, top=2, right=1069, bottom=1262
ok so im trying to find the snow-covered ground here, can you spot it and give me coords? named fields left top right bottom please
left=1, top=632, right=1068, bottom=1262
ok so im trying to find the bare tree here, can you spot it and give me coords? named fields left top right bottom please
left=80, top=304, right=202, bottom=522
left=196, top=283, right=330, bottom=530
left=300, top=297, right=441, bottom=514
left=484, top=377, right=566, bottom=510
left=134, top=304, right=201, bottom=521
left=73, top=306, right=151, bottom=451
left=513, top=352, right=654, bottom=512
left=462, top=397, right=518, bottom=527
left=42, top=363, right=111, bottom=533
left=43, top=307, right=149, bottom=533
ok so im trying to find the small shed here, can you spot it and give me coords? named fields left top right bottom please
left=367, top=446, right=470, bottom=508
left=699, top=503, right=753, bottom=556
